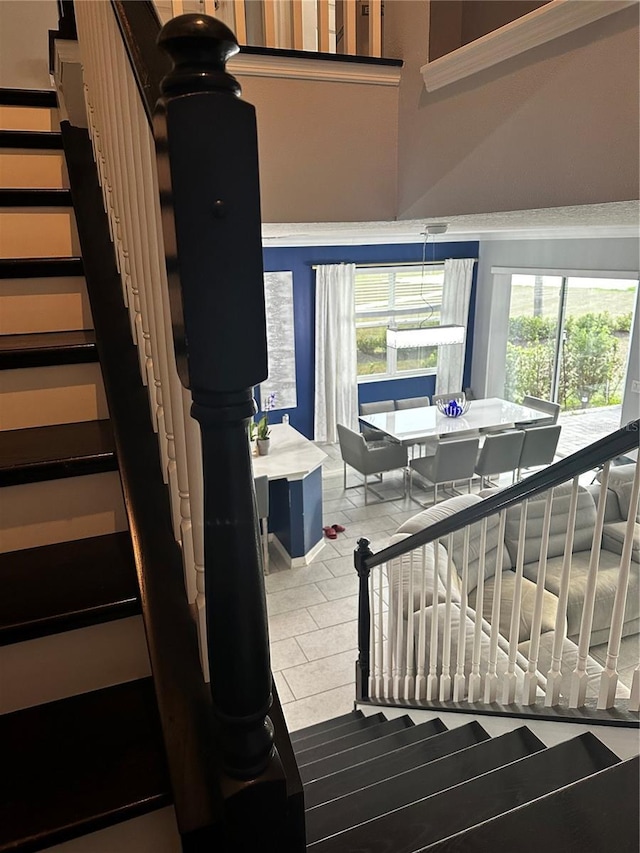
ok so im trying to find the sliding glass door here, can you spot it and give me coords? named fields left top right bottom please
left=505, top=275, right=637, bottom=412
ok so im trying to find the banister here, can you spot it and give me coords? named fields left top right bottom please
left=363, top=420, right=639, bottom=571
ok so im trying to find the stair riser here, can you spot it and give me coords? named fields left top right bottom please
left=0, top=275, right=92, bottom=334
left=0, top=471, right=127, bottom=552
left=46, top=807, right=181, bottom=853
left=0, top=148, right=67, bottom=188
left=0, top=363, right=107, bottom=430
left=0, top=105, right=58, bottom=132
left=0, top=209, right=79, bottom=257
left=0, top=615, right=151, bottom=713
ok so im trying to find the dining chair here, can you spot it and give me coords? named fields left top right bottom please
left=409, top=436, right=479, bottom=505
left=517, top=424, right=562, bottom=480
left=395, top=396, right=431, bottom=410
left=359, top=400, right=395, bottom=443
left=254, top=475, right=270, bottom=574
left=516, top=395, right=561, bottom=427
left=474, top=429, right=525, bottom=488
left=337, top=423, right=408, bottom=504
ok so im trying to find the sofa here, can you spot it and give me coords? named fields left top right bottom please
left=386, top=465, right=638, bottom=702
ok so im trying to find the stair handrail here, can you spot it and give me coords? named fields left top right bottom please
left=359, top=421, right=640, bottom=572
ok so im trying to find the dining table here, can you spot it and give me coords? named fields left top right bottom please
left=358, top=397, right=550, bottom=446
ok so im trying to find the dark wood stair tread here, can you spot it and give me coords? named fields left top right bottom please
left=0, top=678, right=171, bottom=852
left=292, top=712, right=378, bottom=751
left=0, top=330, right=97, bottom=369
left=0, top=257, right=83, bottom=279
left=306, top=726, right=545, bottom=844
left=290, top=711, right=364, bottom=744
left=0, top=88, right=57, bottom=108
left=0, top=419, right=117, bottom=486
left=0, top=532, right=139, bottom=645
left=296, top=716, right=414, bottom=766
left=0, top=188, right=72, bottom=207
left=310, top=733, right=621, bottom=853
left=423, top=754, right=640, bottom=853
left=300, top=717, right=447, bottom=784
left=0, top=130, right=62, bottom=149
left=303, top=720, right=479, bottom=810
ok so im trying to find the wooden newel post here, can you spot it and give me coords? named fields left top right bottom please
left=153, top=14, right=274, bottom=780
left=355, top=538, right=373, bottom=700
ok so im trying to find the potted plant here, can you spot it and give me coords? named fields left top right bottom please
left=248, top=418, right=258, bottom=455
left=256, top=413, right=271, bottom=455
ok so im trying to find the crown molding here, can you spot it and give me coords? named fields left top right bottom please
left=421, top=0, right=637, bottom=92
left=229, top=52, right=402, bottom=87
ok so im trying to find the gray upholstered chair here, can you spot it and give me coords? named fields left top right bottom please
left=395, top=396, right=431, bottom=410
left=474, top=430, right=525, bottom=488
left=337, top=423, right=408, bottom=504
left=254, top=475, right=270, bottom=574
left=517, top=424, right=562, bottom=480
left=517, top=395, right=561, bottom=427
left=409, top=436, right=480, bottom=505
left=359, top=400, right=395, bottom=443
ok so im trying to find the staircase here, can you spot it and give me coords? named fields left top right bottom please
left=293, top=709, right=639, bottom=851
left=0, top=87, right=179, bottom=852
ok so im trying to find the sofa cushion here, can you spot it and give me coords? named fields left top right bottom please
left=525, top=549, right=640, bottom=640
left=470, top=571, right=561, bottom=644
left=602, top=521, right=640, bottom=564
left=601, top=463, right=640, bottom=522
left=517, top=632, right=631, bottom=701
left=505, top=483, right=596, bottom=566
left=586, top=483, right=622, bottom=523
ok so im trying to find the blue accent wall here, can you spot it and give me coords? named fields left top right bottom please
left=262, top=241, right=479, bottom=439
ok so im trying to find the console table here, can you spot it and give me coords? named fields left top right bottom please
left=252, top=423, right=327, bottom=567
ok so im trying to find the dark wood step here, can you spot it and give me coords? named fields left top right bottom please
left=293, top=713, right=386, bottom=754
left=423, top=754, right=640, bottom=853
left=300, top=717, right=447, bottom=785
left=0, top=330, right=97, bottom=369
left=0, top=532, right=139, bottom=645
left=0, top=88, right=57, bottom=108
left=0, top=189, right=72, bottom=207
left=291, top=710, right=365, bottom=745
left=296, top=716, right=414, bottom=767
left=0, top=256, right=83, bottom=279
left=309, top=733, right=620, bottom=853
left=303, top=720, right=480, bottom=809
left=306, top=726, right=545, bottom=844
left=0, top=130, right=62, bottom=149
left=0, top=419, right=117, bottom=486
left=0, top=678, right=171, bottom=852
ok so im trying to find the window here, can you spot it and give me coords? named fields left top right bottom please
left=355, top=265, right=444, bottom=380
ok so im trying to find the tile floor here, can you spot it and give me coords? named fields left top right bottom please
left=266, top=442, right=638, bottom=732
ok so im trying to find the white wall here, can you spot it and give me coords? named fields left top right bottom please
left=385, top=2, right=639, bottom=219
left=471, top=237, right=640, bottom=426
left=0, top=1, right=59, bottom=90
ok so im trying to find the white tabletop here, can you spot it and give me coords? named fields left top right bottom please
left=359, top=397, right=549, bottom=444
left=252, top=423, right=327, bottom=482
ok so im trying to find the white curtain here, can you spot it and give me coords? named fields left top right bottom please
left=314, top=263, right=358, bottom=443
left=435, top=258, right=475, bottom=396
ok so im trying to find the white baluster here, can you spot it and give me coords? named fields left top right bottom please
left=383, top=561, right=393, bottom=699
left=570, top=463, right=610, bottom=708
left=342, top=0, right=357, bottom=54
left=404, top=550, right=415, bottom=699
left=233, top=0, right=247, bottom=44
left=453, top=526, right=470, bottom=702
left=393, top=550, right=405, bottom=700
left=523, top=489, right=554, bottom=706
left=426, top=540, right=440, bottom=700
left=484, top=510, right=506, bottom=704
left=545, top=476, right=580, bottom=706
left=630, top=667, right=640, bottom=712
left=317, top=0, right=330, bottom=52
left=502, top=499, right=528, bottom=705
left=439, top=534, right=454, bottom=701
left=368, top=0, right=382, bottom=57
left=469, top=519, right=487, bottom=702
left=415, top=546, right=428, bottom=700
left=598, top=457, right=640, bottom=709
left=371, top=565, right=379, bottom=698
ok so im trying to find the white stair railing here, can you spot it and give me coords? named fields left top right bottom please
left=363, top=451, right=640, bottom=718
left=75, top=0, right=206, bottom=668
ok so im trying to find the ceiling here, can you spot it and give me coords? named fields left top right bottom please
left=261, top=200, right=640, bottom=246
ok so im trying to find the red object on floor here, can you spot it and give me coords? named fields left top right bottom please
left=323, top=526, right=337, bottom=539
left=332, top=523, right=346, bottom=533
